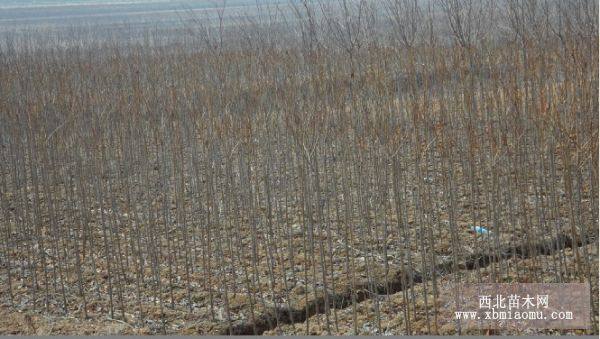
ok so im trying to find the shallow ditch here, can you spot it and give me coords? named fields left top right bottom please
left=217, top=229, right=597, bottom=335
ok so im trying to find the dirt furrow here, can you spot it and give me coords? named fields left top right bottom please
left=217, top=229, right=597, bottom=335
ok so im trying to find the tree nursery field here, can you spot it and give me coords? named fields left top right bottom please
left=0, top=0, right=598, bottom=335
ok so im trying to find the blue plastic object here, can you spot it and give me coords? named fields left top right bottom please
left=471, top=225, right=490, bottom=235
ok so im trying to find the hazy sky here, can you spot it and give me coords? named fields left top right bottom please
left=0, top=0, right=292, bottom=30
